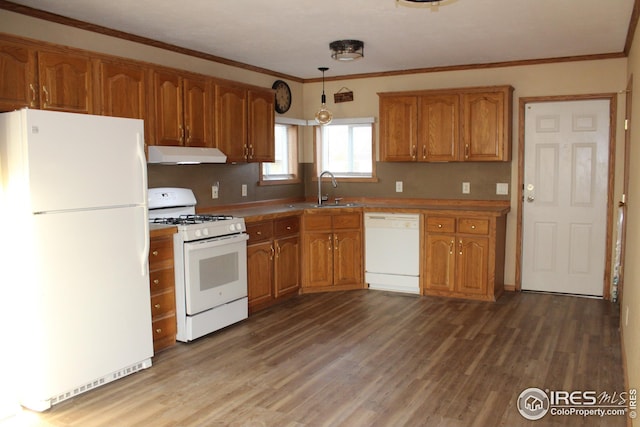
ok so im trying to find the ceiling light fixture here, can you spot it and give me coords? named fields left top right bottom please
left=315, top=67, right=333, bottom=126
left=329, top=40, right=364, bottom=61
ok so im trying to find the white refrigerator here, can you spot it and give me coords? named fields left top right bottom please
left=0, top=109, right=153, bottom=412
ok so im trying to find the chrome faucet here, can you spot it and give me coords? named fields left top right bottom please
left=318, top=170, right=337, bottom=206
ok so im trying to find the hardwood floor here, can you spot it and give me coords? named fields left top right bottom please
left=8, top=291, right=627, bottom=427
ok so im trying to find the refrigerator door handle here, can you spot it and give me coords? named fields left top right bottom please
left=137, top=132, right=150, bottom=276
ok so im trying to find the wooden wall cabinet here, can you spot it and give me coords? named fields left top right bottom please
left=215, top=82, right=275, bottom=163
left=247, top=216, right=300, bottom=313
left=379, top=85, right=513, bottom=162
left=0, top=38, right=95, bottom=114
left=301, top=211, right=364, bottom=292
left=423, top=212, right=506, bottom=301
left=152, top=69, right=213, bottom=147
left=0, top=38, right=37, bottom=111
left=98, top=59, right=151, bottom=144
left=149, top=233, right=177, bottom=352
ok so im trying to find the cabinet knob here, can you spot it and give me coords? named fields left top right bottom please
left=438, top=224, right=442, bottom=228
left=286, top=226, right=292, bottom=230
left=256, top=231, right=262, bottom=235
left=471, top=225, right=476, bottom=229
left=154, top=304, right=161, bottom=309
left=152, top=250, right=159, bottom=256
left=155, top=328, right=162, bottom=334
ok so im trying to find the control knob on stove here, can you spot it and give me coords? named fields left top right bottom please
left=229, top=223, right=236, bottom=232
left=203, top=228, right=209, bottom=236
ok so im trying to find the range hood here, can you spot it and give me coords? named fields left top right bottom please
left=147, top=145, right=227, bottom=164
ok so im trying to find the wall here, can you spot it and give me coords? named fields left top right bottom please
left=624, top=16, right=640, bottom=426
left=0, top=9, right=628, bottom=289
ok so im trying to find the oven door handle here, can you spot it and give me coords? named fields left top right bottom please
left=183, top=233, right=249, bottom=250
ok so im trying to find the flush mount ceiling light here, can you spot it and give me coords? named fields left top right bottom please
left=329, top=40, right=364, bottom=61
left=315, top=67, right=333, bottom=126
left=395, top=0, right=457, bottom=9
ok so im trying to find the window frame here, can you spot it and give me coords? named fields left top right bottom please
left=313, top=117, right=378, bottom=183
left=259, top=121, right=301, bottom=186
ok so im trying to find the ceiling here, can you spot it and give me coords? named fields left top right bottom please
left=4, top=0, right=637, bottom=80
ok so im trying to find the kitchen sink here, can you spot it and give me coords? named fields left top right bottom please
left=310, top=202, right=361, bottom=208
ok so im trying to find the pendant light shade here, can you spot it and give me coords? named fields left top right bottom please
left=315, top=67, right=333, bottom=126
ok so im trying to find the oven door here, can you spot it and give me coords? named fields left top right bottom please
left=183, top=233, right=249, bottom=315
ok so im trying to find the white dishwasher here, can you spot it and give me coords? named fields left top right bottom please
left=365, top=213, right=420, bottom=294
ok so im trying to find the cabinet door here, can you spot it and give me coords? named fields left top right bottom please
left=215, top=82, right=247, bottom=162
left=37, top=51, right=93, bottom=114
left=0, top=39, right=37, bottom=111
left=419, top=94, right=459, bottom=162
left=99, top=60, right=149, bottom=143
left=462, top=91, right=505, bottom=161
left=183, top=76, right=212, bottom=147
left=333, top=230, right=362, bottom=286
left=274, top=235, right=300, bottom=297
left=425, top=234, right=455, bottom=291
left=303, top=232, right=333, bottom=288
left=153, top=70, right=183, bottom=146
left=248, top=88, right=275, bottom=162
left=456, top=237, right=489, bottom=295
left=379, top=96, right=417, bottom=161
left=247, top=241, right=274, bottom=309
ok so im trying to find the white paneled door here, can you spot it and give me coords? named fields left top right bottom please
left=522, top=100, right=610, bottom=296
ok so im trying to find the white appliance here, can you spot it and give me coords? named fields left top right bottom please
left=0, top=109, right=153, bottom=412
left=148, top=188, right=249, bottom=342
left=365, top=213, right=420, bottom=294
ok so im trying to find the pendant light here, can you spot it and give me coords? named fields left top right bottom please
left=315, top=67, right=333, bottom=125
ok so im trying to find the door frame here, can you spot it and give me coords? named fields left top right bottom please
left=515, top=93, right=618, bottom=298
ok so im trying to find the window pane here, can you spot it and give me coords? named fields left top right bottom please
left=320, top=123, right=372, bottom=176
left=262, top=124, right=298, bottom=180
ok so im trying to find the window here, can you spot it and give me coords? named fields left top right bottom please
left=315, top=118, right=375, bottom=179
left=260, top=123, right=299, bottom=184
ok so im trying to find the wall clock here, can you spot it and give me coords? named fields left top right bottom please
left=272, top=80, right=292, bottom=114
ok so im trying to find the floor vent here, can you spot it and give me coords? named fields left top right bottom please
left=47, top=359, right=152, bottom=408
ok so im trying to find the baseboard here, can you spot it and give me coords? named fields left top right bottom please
left=504, top=284, right=516, bottom=292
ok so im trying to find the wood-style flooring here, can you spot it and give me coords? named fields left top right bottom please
left=7, top=290, right=627, bottom=427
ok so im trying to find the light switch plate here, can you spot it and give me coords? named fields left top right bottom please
left=496, top=183, right=509, bottom=195
left=395, top=181, right=403, bottom=192
left=211, top=184, right=219, bottom=199
left=241, top=184, right=248, bottom=197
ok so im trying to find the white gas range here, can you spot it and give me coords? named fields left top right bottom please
left=148, top=187, right=248, bottom=342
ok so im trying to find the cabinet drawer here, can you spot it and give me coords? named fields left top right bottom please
left=304, top=214, right=333, bottom=231
left=149, top=268, right=174, bottom=293
left=150, top=291, right=176, bottom=318
left=332, top=213, right=361, bottom=230
left=457, top=218, right=489, bottom=235
left=149, top=236, right=173, bottom=266
left=247, top=221, right=274, bottom=243
left=152, top=315, right=177, bottom=341
left=426, top=216, right=455, bottom=233
left=275, top=216, right=299, bottom=237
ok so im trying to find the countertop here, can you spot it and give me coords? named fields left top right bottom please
left=200, top=199, right=511, bottom=223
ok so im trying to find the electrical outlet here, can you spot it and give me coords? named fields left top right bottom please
left=395, top=181, right=403, bottom=192
left=211, top=184, right=219, bottom=199
left=462, top=182, right=470, bottom=194
left=496, top=183, right=509, bottom=195
left=241, top=184, right=247, bottom=197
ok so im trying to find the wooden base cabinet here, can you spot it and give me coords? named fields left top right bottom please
left=424, top=212, right=506, bottom=301
left=247, top=216, right=300, bottom=313
left=149, top=232, right=177, bottom=352
left=301, top=211, right=364, bottom=293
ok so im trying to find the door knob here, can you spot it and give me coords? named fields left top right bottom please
left=527, top=195, right=535, bottom=202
